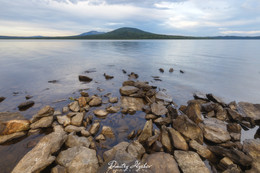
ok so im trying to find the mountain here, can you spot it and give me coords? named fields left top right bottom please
left=71, top=27, right=193, bottom=39
left=79, top=31, right=105, bottom=36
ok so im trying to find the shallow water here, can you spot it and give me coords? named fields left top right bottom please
left=0, top=39, right=260, bottom=172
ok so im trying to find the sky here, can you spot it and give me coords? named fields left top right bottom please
left=0, top=0, right=260, bottom=36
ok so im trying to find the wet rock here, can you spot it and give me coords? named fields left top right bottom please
left=172, top=115, right=203, bottom=144
left=106, top=106, right=120, bottom=113
left=78, top=75, right=93, bottom=82
left=51, top=165, right=66, bottom=173
left=89, top=96, right=102, bottom=107
left=159, top=68, right=164, bottom=73
left=93, top=109, right=108, bottom=118
left=243, top=139, right=260, bottom=172
left=12, top=126, right=67, bottom=173
left=151, top=102, right=168, bottom=116
left=208, top=145, right=253, bottom=167
left=223, top=164, right=241, bottom=173
left=161, top=125, right=172, bottom=152
left=0, top=131, right=26, bottom=144
left=189, top=140, right=216, bottom=162
left=202, top=118, right=231, bottom=143
left=144, top=152, right=180, bottom=173
left=128, top=72, right=139, bottom=79
left=238, top=102, right=260, bottom=122
left=120, top=86, right=139, bottom=96
left=57, top=115, right=71, bottom=126
left=62, top=106, right=69, bottom=113
left=120, top=96, right=145, bottom=111
left=174, top=150, right=210, bottom=173
left=0, top=96, right=5, bottom=103
left=65, top=125, right=84, bottom=133
left=68, top=101, right=80, bottom=112
left=201, top=102, right=216, bottom=113
left=154, top=117, right=172, bottom=126
left=66, top=132, right=90, bottom=148
left=180, top=70, right=184, bottom=73
left=109, top=97, right=118, bottom=103
left=169, top=68, right=174, bottom=72
left=89, top=122, right=100, bottom=135
left=101, top=126, right=115, bottom=138
left=80, top=91, right=89, bottom=97
left=145, top=114, right=157, bottom=120
left=30, top=116, right=53, bottom=129
left=25, top=95, right=33, bottom=100
left=18, top=101, right=35, bottom=110
left=0, top=120, right=30, bottom=135
left=138, top=120, right=153, bottom=143
left=78, top=97, right=87, bottom=107
left=95, top=134, right=105, bottom=141
left=103, top=73, right=114, bottom=80
left=122, top=69, right=127, bottom=74
left=185, top=100, right=203, bottom=124
left=168, top=127, right=188, bottom=151
left=71, top=112, right=84, bottom=126
left=206, top=93, right=226, bottom=106
left=56, top=146, right=98, bottom=173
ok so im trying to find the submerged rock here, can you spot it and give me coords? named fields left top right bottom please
left=65, top=132, right=90, bottom=148
left=109, top=97, right=118, bottom=103
left=151, top=102, right=168, bottom=116
left=0, top=131, right=26, bottom=144
left=78, top=75, right=93, bottom=82
left=120, top=96, right=145, bottom=111
left=174, top=150, right=210, bottom=173
left=12, top=126, right=67, bottom=173
left=169, top=68, right=174, bottom=72
left=0, top=96, right=6, bottom=103
left=103, top=73, right=114, bottom=80
left=18, top=101, right=35, bottom=110
left=159, top=68, right=164, bottom=73
left=93, top=109, right=108, bottom=118
left=101, top=126, right=115, bottom=138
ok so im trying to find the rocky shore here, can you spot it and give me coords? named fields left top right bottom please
left=1, top=71, right=260, bottom=173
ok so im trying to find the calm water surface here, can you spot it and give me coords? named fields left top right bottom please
left=0, top=39, right=260, bottom=172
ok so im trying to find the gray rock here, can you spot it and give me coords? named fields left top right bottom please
left=12, top=126, right=67, bottom=173
left=174, top=150, right=210, bottom=173
left=243, top=139, right=260, bottom=173
left=151, top=102, right=168, bottom=116
left=57, top=115, right=71, bottom=126
left=172, top=115, right=203, bottom=144
left=30, top=116, right=53, bottom=129
left=89, top=96, right=102, bottom=107
left=155, top=91, right=172, bottom=103
left=203, top=118, right=231, bottom=143
left=0, top=131, right=26, bottom=144
left=147, top=134, right=159, bottom=147
left=57, top=146, right=98, bottom=173
left=89, top=122, right=100, bottom=135
left=71, top=112, right=84, bottom=126
left=206, top=93, right=226, bottom=107
left=68, top=101, right=80, bottom=112
left=93, top=109, right=108, bottom=118
left=168, top=127, right=188, bottom=151
left=18, top=101, right=35, bottom=110
left=65, top=132, right=90, bottom=148
left=144, top=152, right=180, bottom=173
left=119, top=86, right=139, bottom=96
left=120, top=96, right=145, bottom=111
left=138, top=120, right=153, bottom=143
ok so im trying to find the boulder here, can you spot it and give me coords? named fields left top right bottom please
left=0, top=120, right=30, bottom=135
left=151, top=102, right=168, bottom=116
left=93, top=109, right=108, bottom=118
left=71, top=113, right=84, bottom=126
left=238, top=102, right=260, bottom=122
left=89, top=122, right=100, bottom=135
left=243, top=139, right=260, bottom=172
left=57, top=115, right=71, bottom=126
left=120, top=96, right=145, bottom=111
left=89, top=97, right=102, bottom=107
left=0, top=131, right=26, bottom=144
left=18, top=101, right=35, bottom=110
left=30, top=116, right=53, bottom=129
left=155, top=91, right=172, bottom=103
left=185, top=100, right=203, bottom=124
left=68, top=101, right=80, bottom=112
left=172, top=115, right=203, bottom=144
left=167, top=127, right=188, bottom=151
left=189, top=140, right=216, bottom=162
left=202, top=118, right=231, bottom=143
left=101, top=126, right=115, bottom=138
left=138, top=120, right=153, bottom=143
left=174, top=150, right=210, bottom=173
left=144, top=152, right=180, bottom=173
left=65, top=132, right=90, bottom=148
left=119, top=86, right=139, bottom=96
left=56, top=146, right=98, bottom=173
left=208, top=146, right=252, bottom=167
left=81, top=129, right=91, bottom=137
left=78, top=75, right=93, bottom=82
left=12, top=126, right=67, bottom=173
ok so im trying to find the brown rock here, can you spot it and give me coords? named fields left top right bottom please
left=93, top=109, right=108, bottom=118
left=68, top=101, right=80, bottom=112
left=78, top=75, right=92, bottom=82
left=0, top=120, right=30, bottom=135
left=168, top=127, right=188, bottom=151
left=243, top=139, right=260, bottom=172
left=71, top=112, right=84, bottom=126
left=18, top=101, right=35, bottom=110
left=185, top=100, right=203, bottom=124
left=189, top=140, right=216, bottom=162
left=238, top=102, right=260, bottom=122
left=101, top=126, right=115, bottom=138
left=30, top=116, right=53, bottom=129
left=89, top=96, right=102, bottom=107
left=138, top=120, right=153, bottom=143
left=78, top=97, right=87, bottom=107
left=109, top=97, right=118, bottom=103
left=161, top=125, right=172, bottom=152
left=0, top=96, right=6, bottom=103
left=119, top=86, right=139, bottom=96
left=151, top=102, right=168, bottom=116
left=89, top=122, right=100, bottom=135
left=120, top=96, right=145, bottom=111
left=0, top=131, right=26, bottom=144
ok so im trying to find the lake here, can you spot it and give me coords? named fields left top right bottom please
left=0, top=39, right=260, bottom=172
